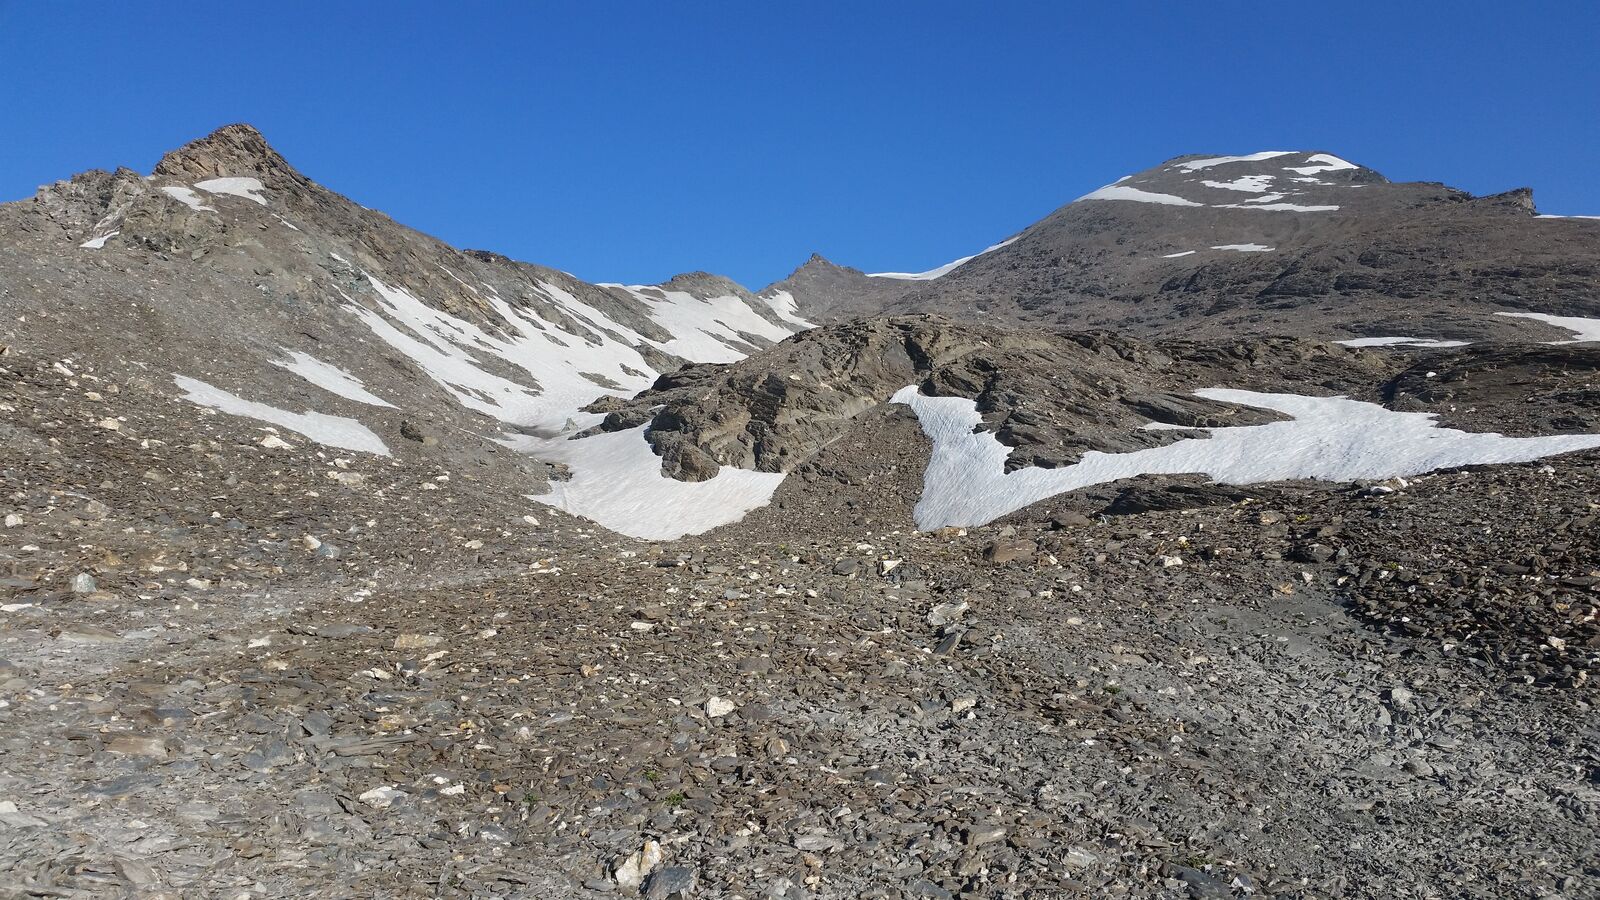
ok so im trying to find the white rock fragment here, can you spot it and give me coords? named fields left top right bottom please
left=705, top=697, right=738, bottom=718
left=358, top=785, right=406, bottom=808
left=614, top=840, right=664, bottom=890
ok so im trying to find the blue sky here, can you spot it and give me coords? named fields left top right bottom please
left=2, top=2, right=1597, bottom=287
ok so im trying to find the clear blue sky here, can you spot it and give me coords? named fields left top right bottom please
left=2, top=2, right=1597, bottom=287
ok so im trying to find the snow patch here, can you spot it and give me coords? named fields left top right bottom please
left=1211, top=244, right=1274, bottom=252
left=195, top=177, right=268, bottom=205
left=526, top=426, right=785, bottom=541
left=272, top=351, right=395, bottom=407
left=1076, top=184, right=1203, bottom=207
left=1337, top=337, right=1469, bottom=349
left=174, top=375, right=390, bottom=456
left=161, top=186, right=215, bottom=212
left=1216, top=202, right=1340, bottom=212
left=761, top=290, right=817, bottom=328
left=894, top=386, right=1600, bottom=530
left=1175, top=151, right=1296, bottom=171
left=1162, top=250, right=1197, bottom=258
left=613, top=286, right=795, bottom=363
left=1496, top=312, right=1600, bottom=344
left=349, top=276, right=657, bottom=432
left=1283, top=154, right=1358, bottom=176
left=79, top=231, right=118, bottom=249
left=868, top=237, right=1020, bottom=280
left=1201, top=175, right=1275, bottom=193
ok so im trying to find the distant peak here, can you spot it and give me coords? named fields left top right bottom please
left=153, top=123, right=300, bottom=183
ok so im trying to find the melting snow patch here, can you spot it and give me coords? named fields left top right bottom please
left=894, top=386, right=1600, bottom=530
left=161, top=186, right=215, bottom=212
left=173, top=375, right=390, bottom=455
left=195, top=177, right=268, bottom=205
left=1162, top=250, right=1197, bottom=258
left=349, top=276, right=657, bottom=431
left=868, top=237, right=1020, bottom=280
left=1175, top=151, right=1296, bottom=171
left=1201, top=175, right=1275, bottom=193
left=526, top=426, right=785, bottom=541
left=79, top=231, right=118, bottom=249
left=761, top=290, right=817, bottom=328
left=1283, top=154, right=1358, bottom=176
left=1337, top=337, right=1469, bottom=349
left=1211, top=243, right=1274, bottom=252
left=1077, top=184, right=1203, bottom=207
left=272, top=351, right=395, bottom=407
left=1496, top=312, right=1600, bottom=343
left=616, top=286, right=795, bottom=363
left=1216, top=202, right=1340, bottom=212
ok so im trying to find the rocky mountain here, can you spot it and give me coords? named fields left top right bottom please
left=3, top=128, right=1599, bottom=898
left=770, top=151, right=1600, bottom=343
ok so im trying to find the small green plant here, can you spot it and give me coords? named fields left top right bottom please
left=664, top=792, right=685, bottom=808
left=644, top=770, right=661, bottom=783
left=1104, top=685, right=1121, bottom=695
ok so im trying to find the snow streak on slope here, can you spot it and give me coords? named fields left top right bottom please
left=1075, top=185, right=1204, bottom=207
left=608, top=286, right=795, bottom=363
left=1337, top=337, right=1469, bottom=349
left=894, top=386, right=1600, bottom=530
left=524, top=426, right=786, bottom=541
left=761, top=290, right=818, bottom=328
left=1176, top=151, right=1296, bottom=171
left=174, top=375, right=391, bottom=455
left=868, top=237, right=1021, bottom=280
left=273, top=351, right=396, bottom=407
left=347, top=276, right=657, bottom=432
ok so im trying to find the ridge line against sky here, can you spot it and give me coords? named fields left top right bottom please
left=2, top=1, right=1597, bottom=287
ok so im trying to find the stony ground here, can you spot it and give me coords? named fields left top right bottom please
left=3, top=391, right=1596, bottom=899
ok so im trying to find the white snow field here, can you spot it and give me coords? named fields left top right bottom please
left=78, top=231, right=118, bottom=249
left=893, top=385, right=1600, bottom=530
left=1211, top=244, right=1274, bottom=252
left=195, top=176, right=269, bottom=205
left=272, top=351, right=395, bottom=407
left=525, top=426, right=785, bottom=541
left=868, top=237, right=1021, bottom=280
left=1336, top=336, right=1470, bottom=349
left=1496, top=312, right=1600, bottom=343
left=174, top=375, right=390, bottom=456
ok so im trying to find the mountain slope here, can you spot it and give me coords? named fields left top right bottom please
left=770, top=150, right=1600, bottom=343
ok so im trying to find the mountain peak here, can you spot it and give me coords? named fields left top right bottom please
left=153, top=123, right=302, bottom=184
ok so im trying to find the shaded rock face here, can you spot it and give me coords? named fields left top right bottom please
left=589, top=316, right=1405, bottom=481
left=767, top=152, right=1600, bottom=343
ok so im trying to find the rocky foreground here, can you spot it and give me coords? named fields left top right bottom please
left=2, top=346, right=1596, bottom=897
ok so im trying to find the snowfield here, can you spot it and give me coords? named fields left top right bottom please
left=894, top=385, right=1600, bottom=530
left=525, top=426, right=785, bottom=541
